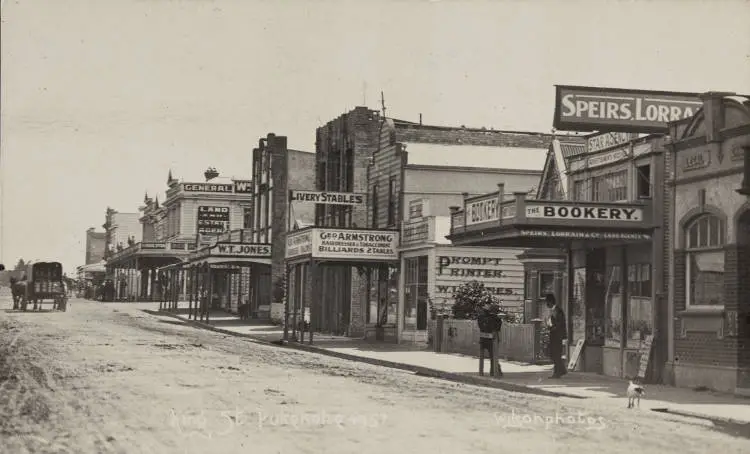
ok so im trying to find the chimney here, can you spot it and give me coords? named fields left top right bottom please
left=204, top=167, right=219, bottom=181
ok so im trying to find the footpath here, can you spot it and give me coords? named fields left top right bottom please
left=129, top=301, right=750, bottom=426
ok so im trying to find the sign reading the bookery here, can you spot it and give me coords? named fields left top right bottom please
left=586, top=131, right=637, bottom=154
left=525, top=204, right=643, bottom=222
left=285, top=231, right=313, bottom=259
left=197, top=206, right=230, bottom=234
left=466, top=196, right=499, bottom=226
left=519, top=230, right=651, bottom=240
left=311, top=229, right=398, bottom=261
left=211, top=242, right=271, bottom=258
left=290, top=190, right=365, bottom=205
left=553, top=85, right=703, bottom=133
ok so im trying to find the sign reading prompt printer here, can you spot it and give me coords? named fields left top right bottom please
left=312, top=229, right=399, bottom=261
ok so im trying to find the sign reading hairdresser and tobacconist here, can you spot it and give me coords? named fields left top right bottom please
left=553, top=85, right=702, bottom=133
left=525, top=203, right=643, bottom=222
left=312, top=229, right=398, bottom=261
left=290, top=190, right=365, bottom=205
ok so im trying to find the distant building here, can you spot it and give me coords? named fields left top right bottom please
left=85, top=227, right=106, bottom=264
left=103, top=208, right=141, bottom=258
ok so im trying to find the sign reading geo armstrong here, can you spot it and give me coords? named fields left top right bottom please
left=312, top=229, right=398, bottom=261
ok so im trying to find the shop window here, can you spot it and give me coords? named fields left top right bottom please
left=367, top=266, right=399, bottom=326
left=686, top=214, right=726, bottom=308
left=636, top=164, right=651, bottom=198
left=388, top=177, right=397, bottom=227
left=626, top=263, right=653, bottom=348
left=404, top=256, right=428, bottom=330
left=592, top=170, right=628, bottom=202
left=604, top=265, right=623, bottom=348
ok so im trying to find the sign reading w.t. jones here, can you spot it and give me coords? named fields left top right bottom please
left=553, top=85, right=702, bottom=133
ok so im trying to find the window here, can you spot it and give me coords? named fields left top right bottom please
left=686, top=214, right=726, bottom=308
left=605, top=265, right=622, bottom=348
left=636, top=164, right=651, bottom=198
left=243, top=207, right=253, bottom=229
left=388, top=177, right=397, bottom=226
left=626, top=263, right=652, bottom=348
left=627, top=264, right=652, bottom=298
left=404, top=256, right=428, bottom=330
left=592, top=170, right=628, bottom=202
left=573, top=180, right=588, bottom=201
left=371, top=184, right=379, bottom=227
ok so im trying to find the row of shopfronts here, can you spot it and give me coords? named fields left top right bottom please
left=101, top=88, right=750, bottom=394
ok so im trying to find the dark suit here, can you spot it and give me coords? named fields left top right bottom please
left=548, top=305, right=567, bottom=377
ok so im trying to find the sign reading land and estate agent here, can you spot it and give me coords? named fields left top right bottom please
left=553, top=85, right=703, bottom=133
left=197, top=206, right=230, bottom=234
left=525, top=203, right=643, bottom=222
left=290, top=190, right=365, bottom=205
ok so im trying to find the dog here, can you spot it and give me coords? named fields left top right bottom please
left=237, top=303, right=250, bottom=320
left=627, top=380, right=645, bottom=408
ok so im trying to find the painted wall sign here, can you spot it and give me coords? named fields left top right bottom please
left=141, top=242, right=166, bottom=250
left=586, top=132, right=636, bottom=154
left=183, top=183, right=234, bottom=193
left=433, top=247, right=524, bottom=305
left=681, top=149, right=711, bottom=172
left=586, top=148, right=629, bottom=169
left=466, top=197, right=499, bottom=226
left=525, top=204, right=643, bottom=221
left=519, top=230, right=651, bottom=240
left=312, top=229, right=399, bottom=261
left=290, top=190, right=365, bottom=205
left=402, top=220, right=429, bottom=244
left=212, top=242, right=271, bottom=258
left=197, top=206, right=230, bottom=235
left=285, top=231, right=313, bottom=259
left=233, top=180, right=253, bottom=193
left=553, top=85, right=703, bottom=133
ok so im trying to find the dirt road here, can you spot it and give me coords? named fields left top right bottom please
left=1, top=298, right=748, bottom=454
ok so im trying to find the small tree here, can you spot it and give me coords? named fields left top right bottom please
left=272, top=276, right=286, bottom=305
left=451, top=281, right=499, bottom=320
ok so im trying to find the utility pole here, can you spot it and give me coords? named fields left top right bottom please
left=381, top=91, right=387, bottom=118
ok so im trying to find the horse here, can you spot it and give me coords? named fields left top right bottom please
left=10, top=277, right=29, bottom=310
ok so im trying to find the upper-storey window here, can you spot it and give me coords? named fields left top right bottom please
left=685, top=214, right=726, bottom=308
left=592, top=169, right=628, bottom=202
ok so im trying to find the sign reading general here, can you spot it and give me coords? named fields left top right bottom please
left=183, top=183, right=234, bottom=193
left=197, top=206, right=230, bottom=234
left=286, top=231, right=313, bottom=259
left=525, top=204, right=643, bottom=222
left=212, top=242, right=271, bottom=258
left=466, top=197, right=499, bottom=226
left=553, top=85, right=703, bottom=133
left=312, top=229, right=398, bottom=261
left=290, top=190, right=365, bottom=205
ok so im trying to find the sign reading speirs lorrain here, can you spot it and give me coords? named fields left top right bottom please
left=525, top=204, right=643, bottom=222
left=197, top=206, right=230, bottom=234
left=519, top=230, right=651, bottom=241
left=312, top=229, right=398, bottom=260
left=433, top=248, right=524, bottom=300
left=553, top=85, right=703, bottom=133
left=586, top=132, right=637, bottom=154
left=285, top=231, right=313, bottom=259
left=290, top=190, right=365, bottom=205
left=466, top=197, right=499, bottom=226
left=211, top=242, right=271, bottom=257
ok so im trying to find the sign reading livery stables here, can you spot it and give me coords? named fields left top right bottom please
left=290, top=190, right=364, bottom=205
left=553, top=85, right=703, bottom=133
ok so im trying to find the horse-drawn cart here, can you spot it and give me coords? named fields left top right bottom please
left=16, top=262, right=68, bottom=311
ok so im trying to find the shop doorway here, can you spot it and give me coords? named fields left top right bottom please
left=738, top=210, right=750, bottom=337
left=404, top=256, right=429, bottom=331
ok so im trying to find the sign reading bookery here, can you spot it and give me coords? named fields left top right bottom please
left=312, top=229, right=398, bottom=260
left=290, top=190, right=365, bottom=205
left=525, top=204, right=643, bottom=222
left=553, top=85, right=703, bottom=133
left=466, top=196, right=499, bottom=226
left=211, top=242, right=271, bottom=258
left=286, top=231, right=313, bottom=259
left=197, top=206, right=230, bottom=234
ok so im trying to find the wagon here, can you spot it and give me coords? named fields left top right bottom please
left=21, top=262, right=68, bottom=312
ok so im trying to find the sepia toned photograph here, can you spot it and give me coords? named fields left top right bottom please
left=1, top=0, right=749, bottom=453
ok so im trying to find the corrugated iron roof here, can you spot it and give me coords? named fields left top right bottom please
left=403, top=143, right=547, bottom=172
left=559, top=142, right=586, bottom=159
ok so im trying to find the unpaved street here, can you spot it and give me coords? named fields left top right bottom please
left=1, top=298, right=748, bottom=454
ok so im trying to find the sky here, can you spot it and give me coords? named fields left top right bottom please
left=1, top=0, right=749, bottom=274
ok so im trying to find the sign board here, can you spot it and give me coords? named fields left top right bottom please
left=311, top=229, right=398, bottom=261
left=285, top=230, right=313, bottom=259
left=680, top=149, right=711, bottom=172
left=183, top=183, right=234, bottom=193
left=197, top=206, right=230, bottom=235
left=211, top=242, right=271, bottom=258
left=290, top=190, right=365, bottom=205
left=525, top=204, right=643, bottom=222
left=636, top=334, right=654, bottom=379
left=233, top=180, right=253, bottom=193
left=519, top=230, right=651, bottom=241
left=433, top=246, right=525, bottom=307
left=466, top=196, right=499, bottom=226
left=141, top=242, right=166, bottom=250
left=553, top=85, right=703, bottom=133
left=568, top=338, right=585, bottom=371
left=586, top=132, right=637, bottom=154
left=586, top=148, right=629, bottom=169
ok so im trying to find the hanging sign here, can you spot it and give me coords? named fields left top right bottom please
left=553, top=85, right=703, bottom=133
left=197, top=206, right=230, bottom=234
left=290, top=190, right=365, bottom=205
left=525, top=203, right=643, bottom=222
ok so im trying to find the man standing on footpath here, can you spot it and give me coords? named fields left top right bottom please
left=477, top=301, right=504, bottom=377
left=545, top=293, right=567, bottom=379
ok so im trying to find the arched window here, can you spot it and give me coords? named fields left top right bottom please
left=685, top=214, right=726, bottom=308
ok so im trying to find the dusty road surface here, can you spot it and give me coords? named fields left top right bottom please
left=1, top=298, right=748, bottom=454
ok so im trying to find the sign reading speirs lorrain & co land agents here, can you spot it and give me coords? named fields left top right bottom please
left=197, top=206, right=230, bottom=234
left=312, top=229, right=398, bottom=260
left=525, top=204, right=643, bottom=222
left=212, top=242, right=271, bottom=258
left=290, top=190, right=365, bottom=205
left=285, top=231, right=313, bottom=258
left=553, top=85, right=702, bottom=133
left=433, top=248, right=524, bottom=302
